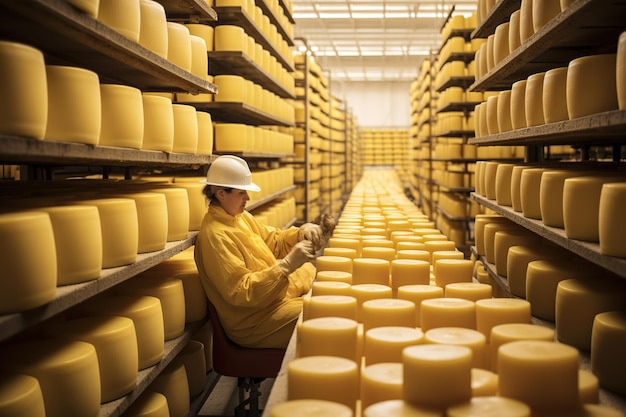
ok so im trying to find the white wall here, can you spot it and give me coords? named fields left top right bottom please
left=331, top=80, right=413, bottom=128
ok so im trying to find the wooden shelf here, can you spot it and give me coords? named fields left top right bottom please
left=212, top=6, right=294, bottom=72
left=0, top=136, right=215, bottom=168
left=155, top=0, right=218, bottom=22
left=436, top=76, right=476, bottom=92
left=436, top=130, right=476, bottom=138
left=472, top=0, right=521, bottom=39
left=0, top=233, right=198, bottom=342
left=437, top=101, right=483, bottom=113
left=437, top=206, right=474, bottom=222
left=468, top=110, right=626, bottom=146
left=254, top=0, right=294, bottom=46
left=470, top=0, right=626, bottom=92
left=438, top=51, right=476, bottom=68
left=0, top=0, right=217, bottom=94
left=433, top=181, right=474, bottom=194
left=472, top=193, right=626, bottom=279
left=207, top=51, right=295, bottom=98
left=247, top=185, right=297, bottom=211
left=190, top=102, right=294, bottom=126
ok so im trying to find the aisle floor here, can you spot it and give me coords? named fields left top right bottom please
left=198, top=376, right=275, bottom=417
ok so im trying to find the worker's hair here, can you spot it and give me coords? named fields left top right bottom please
left=202, top=185, right=233, bottom=204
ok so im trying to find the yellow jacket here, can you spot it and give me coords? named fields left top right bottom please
left=194, top=204, right=315, bottom=348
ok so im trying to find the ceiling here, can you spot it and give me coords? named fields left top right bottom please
left=290, top=0, right=477, bottom=82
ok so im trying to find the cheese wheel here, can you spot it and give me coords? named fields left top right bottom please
left=98, top=0, right=141, bottom=41
left=119, top=275, right=186, bottom=340
left=433, top=259, right=473, bottom=287
left=494, top=163, right=515, bottom=205
left=166, top=22, right=192, bottom=71
left=543, top=67, right=569, bottom=123
left=519, top=0, right=534, bottom=43
left=352, top=258, right=390, bottom=285
left=99, top=84, right=144, bottom=149
left=579, top=369, right=600, bottom=404
left=123, top=391, right=169, bottom=417
left=490, top=323, right=554, bottom=372
left=316, top=270, right=353, bottom=284
left=0, top=373, right=45, bottom=417
left=591, top=310, right=626, bottom=395
left=470, top=369, right=499, bottom=397
left=323, top=247, right=358, bottom=259
left=431, top=250, right=464, bottom=265
left=555, top=278, right=626, bottom=351
left=486, top=35, right=496, bottom=72
left=171, top=104, right=198, bottom=154
left=288, top=356, right=359, bottom=411
left=497, top=90, right=513, bottom=133
left=486, top=96, right=500, bottom=135
left=402, top=344, right=472, bottom=409
left=214, top=75, right=246, bottom=102
left=507, top=244, right=562, bottom=297
left=149, top=187, right=190, bottom=241
left=138, top=0, right=168, bottom=58
left=186, top=24, right=214, bottom=54
left=396, top=285, right=444, bottom=327
left=305, top=295, right=358, bottom=321
left=361, top=298, right=416, bottom=332
left=447, top=396, right=530, bottom=417
left=475, top=298, right=531, bottom=342
left=474, top=214, right=508, bottom=256
left=44, top=65, right=101, bottom=145
left=520, top=167, right=547, bottom=219
left=510, top=165, right=531, bottom=212
left=484, top=222, right=520, bottom=264
left=533, top=0, right=560, bottom=31
left=599, top=183, right=626, bottom=257
left=563, top=176, right=625, bottom=241
left=149, top=362, right=190, bottom=417
left=360, top=363, right=403, bottom=409
left=297, top=317, right=358, bottom=361
left=173, top=339, right=206, bottom=397
left=484, top=161, right=500, bottom=199
left=363, top=400, right=442, bottom=417
left=364, top=326, right=424, bottom=365
left=316, top=255, right=353, bottom=274
left=312, top=281, right=352, bottom=297
left=141, top=94, right=174, bottom=152
left=214, top=123, right=248, bottom=151
left=493, top=22, right=510, bottom=65
left=540, top=170, right=592, bottom=228
left=174, top=272, right=207, bottom=323
left=350, top=284, right=393, bottom=321
left=498, top=341, right=579, bottom=414
left=189, top=35, right=208, bottom=78
left=510, top=80, right=528, bottom=129
left=361, top=247, right=396, bottom=261
left=424, top=327, right=487, bottom=369
left=567, top=54, right=618, bottom=119
left=171, top=182, right=206, bottom=231
left=509, top=10, right=522, bottom=52
left=214, top=25, right=246, bottom=52
left=46, top=316, right=138, bottom=403
left=493, top=229, right=539, bottom=276
left=525, top=72, right=546, bottom=127
left=391, top=259, right=430, bottom=290
left=420, top=298, right=476, bottom=331
left=115, top=192, right=167, bottom=253
left=618, top=31, right=626, bottom=110
left=270, top=400, right=353, bottom=417
left=0, top=339, right=101, bottom=417
left=444, top=282, right=492, bottom=302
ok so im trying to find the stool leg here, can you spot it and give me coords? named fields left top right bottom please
left=234, top=378, right=263, bottom=417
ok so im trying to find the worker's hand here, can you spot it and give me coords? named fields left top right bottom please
left=298, top=222, right=323, bottom=248
left=320, top=213, right=336, bottom=239
left=278, top=240, right=315, bottom=276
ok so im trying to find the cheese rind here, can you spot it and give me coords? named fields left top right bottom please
left=591, top=310, right=626, bottom=395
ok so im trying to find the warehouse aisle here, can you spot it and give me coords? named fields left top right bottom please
left=198, top=376, right=275, bottom=417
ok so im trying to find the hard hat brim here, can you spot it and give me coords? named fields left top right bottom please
left=200, top=179, right=261, bottom=192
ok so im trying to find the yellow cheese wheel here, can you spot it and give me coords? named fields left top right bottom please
left=524, top=72, right=546, bottom=127
left=214, top=74, right=246, bottom=102
left=141, top=94, right=174, bottom=152
left=489, top=323, right=554, bottom=372
left=350, top=284, right=393, bottom=321
left=510, top=80, right=528, bottom=129
left=486, top=96, right=500, bottom=135
left=123, top=391, right=169, bottom=417
left=402, top=344, right=472, bottom=409
left=556, top=278, right=626, bottom=351
left=324, top=247, right=358, bottom=258
left=360, top=362, right=403, bottom=409
left=44, top=65, right=101, bottom=145
left=138, top=0, right=168, bottom=58
left=214, top=25, right=246, bottom=52
left=396, top=285, right=444, bottom=327
left=498, top=341, right=579, bottom=414
left=189, top=35, right=208, bottom=78
left=270, top=399, right=353, bottom=417
left=114, top=192, right=167, bottom=253
left=166, top=22, right=192, bottom=71
left=317, top=255, right=353, bottom=274
left=361, top=298, right=416, bottom=332
left=579, top=369, right=600, bottom=404
left=543, top=67, right=569, bottom=123
left=519, top=0, right=534, bottom=43
left=599, top=183, right=626, bottom=257
left=352, top=258, right=390, bottom=285
left=99, top=84, right=144, bottom=149
left=508, top=10, right=522, bottom=52
left=185, top=24, right=214, bottom=53
left=420, top=298, right=476, bottom=331
left=493, top=229, right=539, bottom=276
left=305, top=295, right=358, bottom=321
left=316, top=270, right=353, bottom=284
left=493, top=22, right=510, bottom=65
left=497, top=90, right=514, bottom=133
left=214, top=122, right=248, bottom=151
left=171, top=104, right=198, bottom=154
left=169, top=182, right=206, bottom=231
left=297, top=317, right=358, bottom=361
left=486, top=35, right=496, bottom=73
left=0, top=373, right=45, bottom=417
left=444, top=282, right=492, bottom=301
left=391, top=259, right=430, bottom=290
left=191, top=322, right=213, bottom=372
left=311, top=281, right=352, bottom=297
left=567, top=54, right=619, bottom=119
left=363, top=399, right=441, bottom=417
left=507, top=244, right=562, bottom=297
left=447, top=396, right=530, bottom=417
left=361, top=246, right=396, bottom=261
left=0, top=41, right=48, bottom=139
left=149, top=187, right=190, bottom=241
left=173, top=340, right=206, bottom=397
left=494, top=163, right=515, bottom=205
left=520, top=167, right=547, bottom=219
left=364, top=326, right=424, bottom=365
left=484, top=161, right=500, bottom=200
left=532, top=0, right=560, bottom=31
left=433, top=259, right=473, bottom=287
left=424, top=327, right=487, bottom=369
left=0, top=339, right=101, bottom=417
left=173, top=272, right=207, bottom=323
left=475, top=298, right=531, bottom=343
left=98, top=0, right=141, bottom=41
left=591, top=310, right=626, bottom=395
left=618, top=31, right=626, bottom=110
left=397, top=249, right=431, bottom=262
left=474, top=214, right=508, bottom=256
left=540, top=170, right=592, bottom=228
left=0, top=211, right=57, bottom=314
left=288, top=356, right=359, bottom=412
left=511, top=165, right=531, bottom=212
left=46, top=316, right=138, bottom=403
left=470, top=369, right=499, bottom=397
left=484, top=222, right=520, bottom=264
left=195, top=111, right=214, bottom=156
left=149, top=362, right=190, bottom=417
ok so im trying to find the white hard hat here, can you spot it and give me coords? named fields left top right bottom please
left=201, top=155, right=261, bottom=192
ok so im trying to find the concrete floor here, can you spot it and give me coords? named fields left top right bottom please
left=197, top=376, right=275, bottom=417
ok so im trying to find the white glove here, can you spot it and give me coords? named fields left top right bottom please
left=298, top=222, right=323, bottom=248
left=278, top=240, right=315, bottom=276
left=320, top=213, right=336, bottom=239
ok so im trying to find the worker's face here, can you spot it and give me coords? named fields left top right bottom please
left=217, top=188, right=250, bottom=216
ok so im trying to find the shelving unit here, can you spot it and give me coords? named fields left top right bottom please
left=468, top=0, right=626, bottom=412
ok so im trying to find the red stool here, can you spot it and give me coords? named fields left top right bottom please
left=206, top=299, right=286, bottom=417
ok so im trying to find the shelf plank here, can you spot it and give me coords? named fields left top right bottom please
left=0, top=136, right=215, bottom=168
left=470, top=0, right=626, bottom=91
left=191, top=102, right=294, bottom=126
left=437, top=101, right=483, bottom=113
left=472, top=0, right=521, bottom=39
left=472, top=193, right=626, bottom=279
left=436, top=76, right=476, bottom=92
left=0, top=0, right=217, bottom=94
left=247, top=185, right=297, bottom=211
left=468, top=110, right=626, bottom=146
left=0, top=234, right=198, bottom=342
left=155, top=0, right=218, bottom=21
left=208, top=51, right=295, bottom=98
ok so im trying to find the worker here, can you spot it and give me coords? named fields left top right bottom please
left=194, top=155, right=335, bottom=349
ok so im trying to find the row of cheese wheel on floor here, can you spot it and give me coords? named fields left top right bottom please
left=273, top=170, right=625, bottom=416
left=475, top=161, right=626, bottom=258
left=0, top=247, right=213, bottom=417
left=475, top=32, right=626, bottom=136
left=474, top=213, right=626, bottom=395
left=0, top=40, right=213, bottom=152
